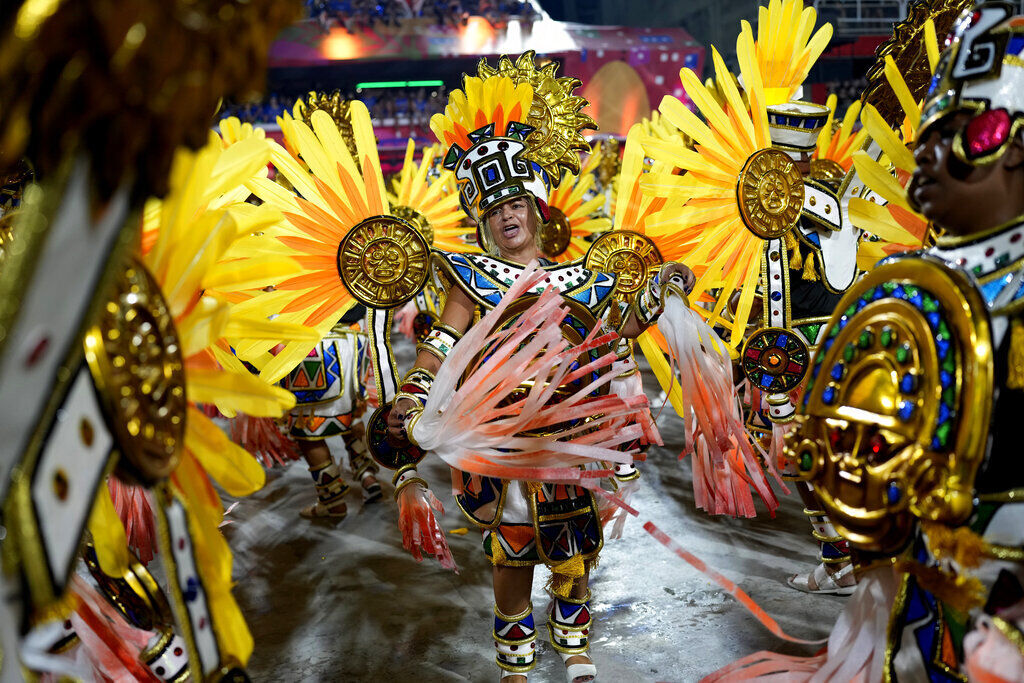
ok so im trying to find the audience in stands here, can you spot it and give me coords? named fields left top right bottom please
left=303, top=0, right=538, bottom=33
left=219, top=86, right=448, bottom=128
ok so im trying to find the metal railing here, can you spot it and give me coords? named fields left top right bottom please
left=814, top=0, right=1024, bottom=35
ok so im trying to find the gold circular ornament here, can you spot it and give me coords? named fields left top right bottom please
left=809, top=158, right=846, bottom=182
left=391, top=204, right=434, bottom=246
left=539, top=206, right=572, bottom=258
left=584, top=230, right=663, bottom=299
left=737, top=148, right=804, bottom=239
left=789, top=258, right=992, bottom=553
left=84, top=257, right=185, bottom=485
left=477, top=51, right=595, bottom=176
left=337, top=215, right=430, bottom=308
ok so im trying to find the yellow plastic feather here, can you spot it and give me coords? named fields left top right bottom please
left=185, top=407, right=266, bottom=496
left=185, top=367, right=296, bottom=417
left=88, top=483, right=131, bottom=577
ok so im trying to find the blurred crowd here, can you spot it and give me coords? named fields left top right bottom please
left=219, top=86, right=448, bottom=128
left=820, top=77, right=869, bottom=113
left=305, top=0, right=540, bottom=32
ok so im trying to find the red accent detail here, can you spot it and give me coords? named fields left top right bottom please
left=198, top=617, right=207, bottom=630
left=985, top=247, right=996, bottom=257
left=174, top=647, right=184, bottom=657
left=583, top=629, right=589, bottom=635
left=506, top=624, right=526, bottom=639
left=786, top=361, right=803, bottom=374
left=536, top=198, right=551, bottom=223
left=1013, top=233, right=1022, bottom=243
left=870, top=433, right=884, bottom=455
left=965, top=109, right=1012, bottom=158
left=25, top=336, right=49, bottom=367
left=745, top=348, right=761, bottom=359
left=178, top=538, right=185, bottom=550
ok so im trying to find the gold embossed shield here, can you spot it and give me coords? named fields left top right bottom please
left=787, top=258, right=993, bottom=553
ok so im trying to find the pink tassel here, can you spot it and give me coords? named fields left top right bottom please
left=397, top=483, right=458, bottom=572
left=199, top=402, right=223, bottom=419
left=394, top=300, right=418, bottom=341
left=61, top=575, right=161, bottom=683
left=229, top=414, right=301, bottom=467
left=107, top=477, right=157, bottom=564
left=657, top=294, right=783, bottom=517
left=700, top=566, right=898, bottom=682
left=410, top=261, right=650, bottom=481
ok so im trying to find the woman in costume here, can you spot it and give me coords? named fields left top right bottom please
left=385, top=58, right=693, bottom=683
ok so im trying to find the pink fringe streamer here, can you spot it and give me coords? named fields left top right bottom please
left=229, top=415, right=301, bottom=468
left=410, top=261, right=652, bottom=480
left=106, top=477, right=157, bottom=564
left=657, top=294, right=784, bottom=517
left=397, top=483, right=458, bottom=572
left=60, top=575, right=161, bottom=683
left=699, top=566, right=900, bottom=682
left=965, top=605, right=1024, bottom=683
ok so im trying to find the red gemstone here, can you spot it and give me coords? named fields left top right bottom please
left=966, top=109, right=1012, bottom=158
left=985, top=247, right=995, bottom=257
left=583, top=629, right=589, bottom=635
left=178, top=538, right=185, bottom=550
left=1013, top=233, right=1022, bottom=243
left=25, top=336, right=49, bottom=367
left=198, top=617, right=206, bottom=629
left=174, top=647, right=183, bottom=656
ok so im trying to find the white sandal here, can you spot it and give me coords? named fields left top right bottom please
left=787, top=562, right=856, bottom=596
left=557, top=651, right=597, bottom=683
left=549, top=591, right=597, bottom=682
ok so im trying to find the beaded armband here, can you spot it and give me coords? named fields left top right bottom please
left=613, top=462, right=640, bottom=482
left=416, top=322, right=462, bottom=363
left=634, top=272, right=665, bottom=325
left=396, top=367, right=434, bottom=408
left=393, top=463, right=428, bottom=496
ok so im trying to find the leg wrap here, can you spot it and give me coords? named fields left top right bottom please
left=309, top=461, right=350, bottom=508
left=342, top=428, right=377, bottom=480
left=548, top=590, right=592, bottom=655
left=494, top=604, right=537, bottom=674
left=805, top=508, right=850, bottom=564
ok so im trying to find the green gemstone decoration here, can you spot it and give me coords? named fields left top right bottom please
left=935, top=422, right=952, bottom=448
left=882, top=282, right=897, bottom=294
left=923, top=296, right=939, bottom=313
left=942, top=355, right=956, bottom=373
left=844, top=304, right=857, bottom=318
left=938, top=321, right=950, bottom=338
left=880, top=327, right=893, bottom=347
left=800, top=452, right=812, bottom=471
left=858, top=330, right=873, bottom=349
left=943, top=387, right=955, bottom=405
left=896, top=344, right=910, bottom=363
left=844, top=343, right=856, bottom=362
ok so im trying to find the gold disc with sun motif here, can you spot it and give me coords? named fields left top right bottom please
left=584, top=230, right=663, bottom=300
left=337, top=215, right=430, bottom=308
left=539, top=206, right=572, bottom=258
left=737, top=149, right=804, bottom=239
left=84, top=257, right=185, bottom=485
left=477, top=51, right=595, bottom=176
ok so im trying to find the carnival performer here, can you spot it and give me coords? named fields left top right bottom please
left=279, top=303, right=384, bottom=520
left=704, top=3, right=1024, bottom=679
left=383, top=57, right=694, bottom=683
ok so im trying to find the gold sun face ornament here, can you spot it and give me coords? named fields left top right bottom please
left=787, top=258, right=992, bottom=553
left=84, top=256, right=186, bottom=484
left=585, top=230, right=663, bottom=300
left=737, top=149, right=804, bottom=239
left=477, top=51, right=595, bottom=176
left=539, top=206, right=573, bottom=258
left=338, top=215, right=431, bottom=308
